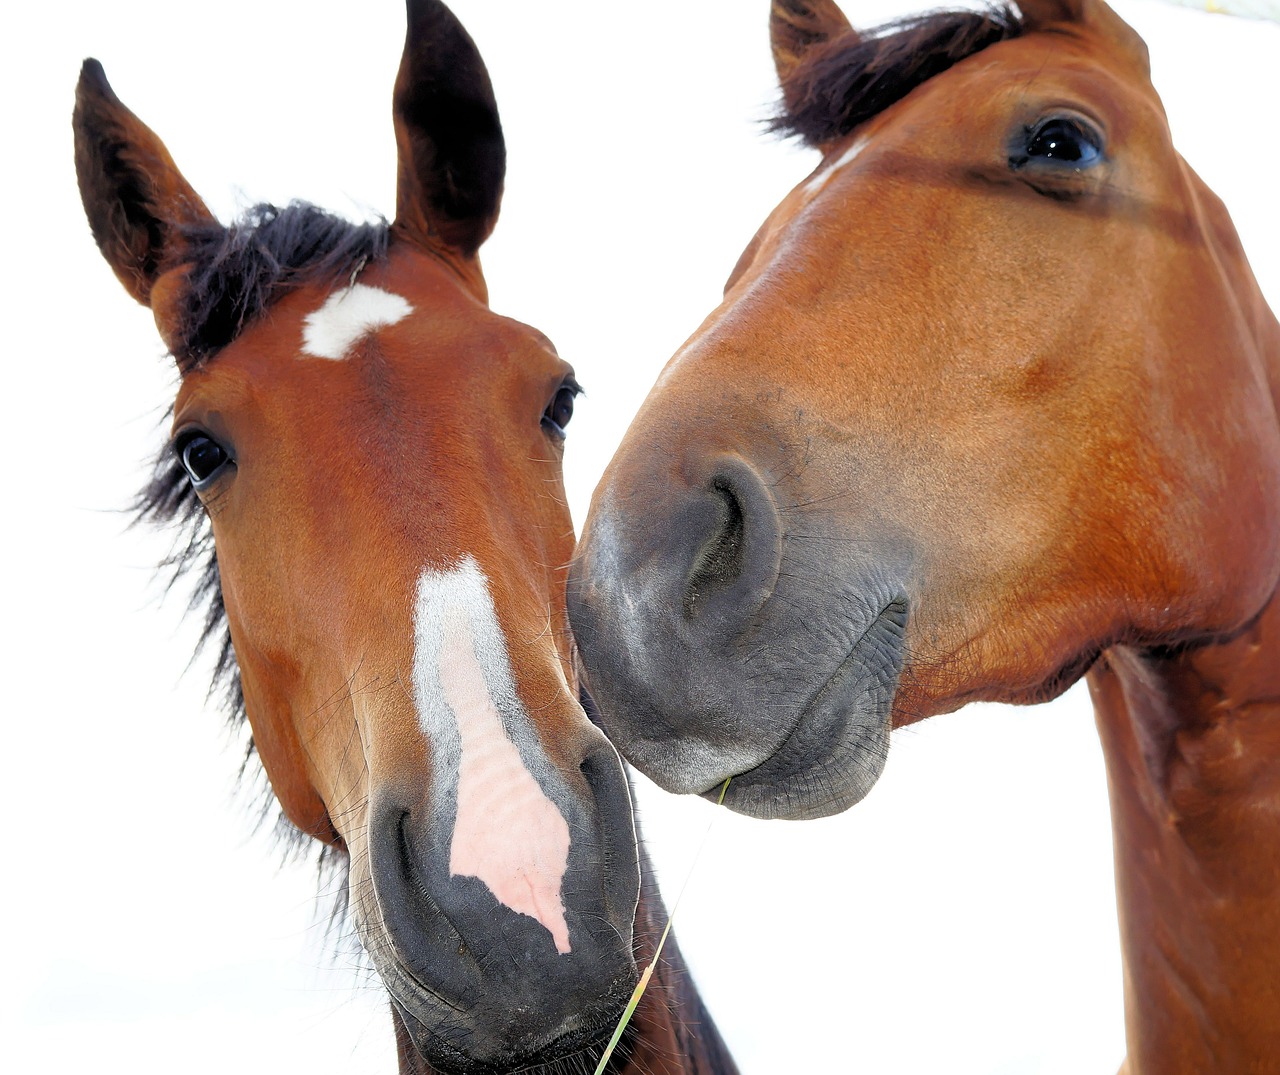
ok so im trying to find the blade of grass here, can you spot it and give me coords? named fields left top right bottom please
left=592, top=777, right=731, bottom=1075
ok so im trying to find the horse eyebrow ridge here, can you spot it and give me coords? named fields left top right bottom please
left=770, top=3, right=1023, bottom=146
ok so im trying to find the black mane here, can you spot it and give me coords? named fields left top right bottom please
left=138, top=201, right=387, bottom=873
left=771, top=4, right=1023, bottom=145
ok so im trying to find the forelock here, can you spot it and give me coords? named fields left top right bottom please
left=171, top=201, right=390, bottom=370
left=771, top=4, right=1023, bottom=145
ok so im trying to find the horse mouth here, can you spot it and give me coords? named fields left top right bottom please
left=704, top=598, right=908, bottom=820
left=353, top=757, right=643, bottom=1075
left=392, top=983, right=635, bottom=1075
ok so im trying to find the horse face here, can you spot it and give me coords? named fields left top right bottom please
left=170, top=248, right=640, bottom=1066
left=569, top=0, right=1280, bottom=821
left=75, top=1, right=639, bottom=1069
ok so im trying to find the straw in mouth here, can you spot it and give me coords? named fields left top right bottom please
left=592, top=777, right=732, bottom=1075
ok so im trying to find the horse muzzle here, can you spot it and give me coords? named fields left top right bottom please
left=569, top=449, right=912, bottom=820
left=355, top=732, right=640, bottom=1073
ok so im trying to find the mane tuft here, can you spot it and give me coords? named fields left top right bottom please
left=770, top=4, right=1023, bottom=145
left=173, top=201, right=389, bottom=369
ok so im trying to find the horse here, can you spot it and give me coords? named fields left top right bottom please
left=73, top=1, right=736, bottom=1072
left=567, top=0, right=1280, bottom=1070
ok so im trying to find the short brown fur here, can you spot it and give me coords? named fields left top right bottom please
left=571, top=3, right=1280, bottom=1071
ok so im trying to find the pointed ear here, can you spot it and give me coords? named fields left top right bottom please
left=771, top=0, right=856, bottom=93
left=1016, top=0, right=1149, bottom=72
left=1015, top=0, right=1087, bottom=26
left=392, top=0, right=506, bottom=261
left=73, top=59, right=217, bottom=310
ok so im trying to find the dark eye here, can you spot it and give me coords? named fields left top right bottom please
left=1018, top=117, right=1104, bottom=169
left=542, top=382, right=579, bottom=437
left=177, top=433, right=232, bottom=489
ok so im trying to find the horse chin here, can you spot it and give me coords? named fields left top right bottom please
left=362, top=920, right=634, bottom=1074
left=390, top=990, right=632, bottom=1075
left=704, top=602, right=905, bottom=821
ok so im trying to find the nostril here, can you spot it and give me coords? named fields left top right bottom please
left=678, top=455, right=784, bottom=633
left=578, top=740, right=629, bottom=806
left=577, top=741, right=638, bottom=918
left=579, top=684, right=606, bottom=731
left=684, top=477, right=746, bottom=617
left=394, top=810, right=416, bottom=886
left=390, top=809, right=462, bottom=944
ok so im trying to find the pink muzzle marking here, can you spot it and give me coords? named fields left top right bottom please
left=439, top=614, right=573, bottom=954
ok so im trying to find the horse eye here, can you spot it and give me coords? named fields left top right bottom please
left=178, top=433, right=232, bottom=488
left=542, top=383, right=578, bottom=437
left=1022, top=117, right=1103, bottom=167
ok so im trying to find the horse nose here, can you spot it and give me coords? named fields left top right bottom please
left=682, top=456, right=783, bottom=626
left=364, top=732, right=640, bottom=1066
left=568, top=453, right=785, bottom=792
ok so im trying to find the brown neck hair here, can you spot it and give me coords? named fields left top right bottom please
left=1091, top=588, right=1280, bottom=1073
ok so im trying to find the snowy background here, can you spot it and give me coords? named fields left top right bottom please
left=4, top=1, right=1276, bottom=1071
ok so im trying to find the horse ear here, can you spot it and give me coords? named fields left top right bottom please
left=771, top=0, right=856, bottom=88
left=392, top=0, right=506, bottom=262
left=1016, top=0, right=1149, bottom=71
left=73, top=59, right=216, bottom=311
left=1015, top=0, right=1087, bottom=26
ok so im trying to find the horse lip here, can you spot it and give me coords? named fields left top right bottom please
left=705, top=653, right=854, bottom=798
left=704, top=597, right=906, bottom=820
left=390, top=976, right=633, bottom=1075
left=382, top=952, right=634, bottom=1075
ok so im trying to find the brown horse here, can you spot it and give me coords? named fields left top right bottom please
left=73, top=1, right=735, bottom=1072
left=569, top=0, right=1280, bottom=1070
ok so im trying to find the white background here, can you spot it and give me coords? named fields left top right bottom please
left=4, top=1, right=1276, bottom=1072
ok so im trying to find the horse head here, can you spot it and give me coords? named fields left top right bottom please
left=75, top=1, right=645, bottom=1069
left=569, top=0, right=1280, bottom=821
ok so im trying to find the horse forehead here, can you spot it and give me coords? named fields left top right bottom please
left=175, top=263, right=560, bottom=440
left=300, top=283, right=415, bottom=361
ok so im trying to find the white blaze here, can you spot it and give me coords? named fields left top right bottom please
left=803, top=136, right=870, bottom=197
left=412, top=559, right=573, bottom=954
left=300, top=283, right=413, bottom=360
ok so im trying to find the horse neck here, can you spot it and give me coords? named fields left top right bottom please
left=614, top=845, right=739, bottom=1075
left=391, top=845, right=738, bottom=1075
left=1088, top=586, right=1280, bottom=1074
